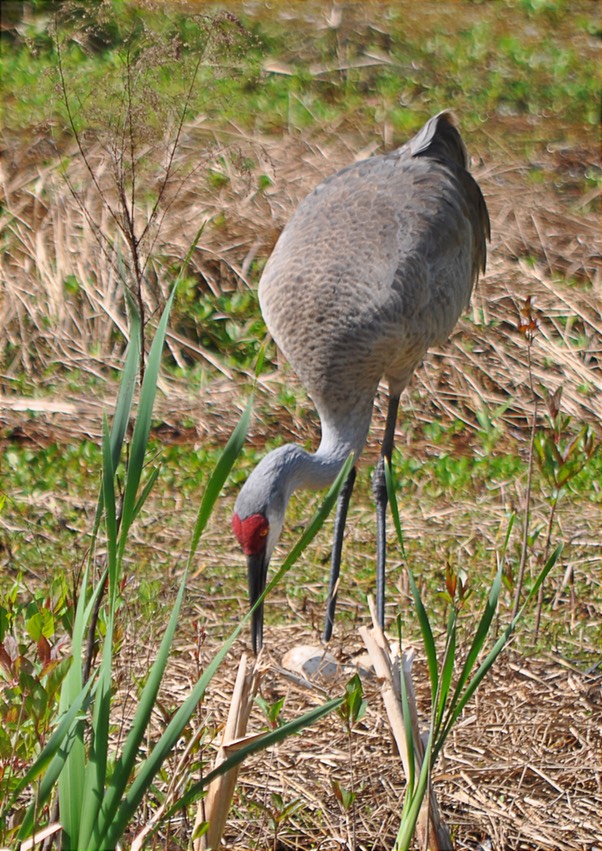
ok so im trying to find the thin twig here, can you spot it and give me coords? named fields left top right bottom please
left=512, top=340, right=538, bottom=619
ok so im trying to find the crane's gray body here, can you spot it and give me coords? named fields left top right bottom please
left=234, top=112, right=490, bottom=638
left=258, top=111, right=489, bottom=461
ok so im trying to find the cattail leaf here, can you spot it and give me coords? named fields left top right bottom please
left=188, top=398, right=252, bottom=564
left=118, top=287, right=176, bottom=552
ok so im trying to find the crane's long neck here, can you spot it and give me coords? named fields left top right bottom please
left=236, top=404, right=372, bottom=521
left=254, top=437, right=351, bottom=512
left=287, top=403, right=373, bottom=494
left=234, top=403, right=373, bottom=566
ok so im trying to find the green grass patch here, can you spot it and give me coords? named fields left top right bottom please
left=1, top=1, right=598, bottom=152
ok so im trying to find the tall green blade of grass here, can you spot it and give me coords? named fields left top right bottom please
left=114, top=225, right=202, bottom=554
left=434, top=608, right=457, bottom=732
left=162, top=696, right=344, bottom=820
left=100, top=454, right=352, bottom=848
left=385, top=460, right=562, bottom=848
left=435, top=565, right=503, bottom=738
left=117, top=287, right=176, bottom=557
left=83, top=293, right=177, bottom=848
left=110, top=307, right=141, bottom=471
left=13, top=272, right=348, bottom=849
left=405, top=569, right=438, bottom=705
left=433, top=543, right=562, bottom=762
left=56, top=562, right=92, bottom=846
left=77, top=322, right=142, bottom=842
left=89, top=566, right=190, bottom=847
left=385, top=463, right=439, bottom=701
left=9, top=676, right=95, bottom=839
left=189, top=399, right=253, bottom=559
left=384, top=462, right=438, bottom=848
left=90, top=309, right=142, bottom=536
left=394, top=744, right=432, bottom=851
left=56, top=291, right=174, bottom=849
left=90, top=402, right=252, bottom=848
left=8, top=564, right=109, bottom=836
left=77, top=418, right=120, bottom=848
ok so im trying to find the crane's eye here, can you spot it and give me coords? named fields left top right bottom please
left=259, top=526, right=269, bottom=537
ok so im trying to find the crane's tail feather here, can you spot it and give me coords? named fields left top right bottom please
left=407, top=110, right=468, bottom=169
left=404, top=110, right=491, bottom=275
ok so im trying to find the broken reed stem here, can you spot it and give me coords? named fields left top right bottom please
left=194, top=653, right=261, bottom=851
left=359, top=597, right=451, bottom=851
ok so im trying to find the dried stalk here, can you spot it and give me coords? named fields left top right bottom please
left=359, top=599, right=451, bottom=851
left=194, top=653, right=262, bottom=850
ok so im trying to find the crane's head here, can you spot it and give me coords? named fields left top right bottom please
left=231, top=510, right=273, bottom=653
left=232, top=446, right=299, bottom=653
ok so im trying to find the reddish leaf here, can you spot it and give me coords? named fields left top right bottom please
left=445, top=567, right=457, bottom=600
left=0, top=642, right=13, bottom=677
left=37, top=635, right=52, bottom=667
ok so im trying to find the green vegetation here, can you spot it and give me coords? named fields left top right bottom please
left=1, top=1, right=600, bottom=848
left=1, top=2, right=599, bottom=149
left=0, top=279, right=346, bottom=850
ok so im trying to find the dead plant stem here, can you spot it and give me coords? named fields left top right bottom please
left=512, top=341, right=538, bottom=619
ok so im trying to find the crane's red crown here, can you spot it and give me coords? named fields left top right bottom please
left=232, top=512, right=269, bottom=556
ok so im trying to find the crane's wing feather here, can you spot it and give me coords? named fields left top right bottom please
left=259, top=111, right=490, bottom=408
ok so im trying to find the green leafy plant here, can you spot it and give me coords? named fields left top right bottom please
left=0, top=292, right=347, bottom=849
left=255, top=693, right=286, bottom=729
left=384, top=463, right=561, bottom=850
left=0, top=575, right=71, bottom=813
left=333, top=673, right=367, bottom=848
left=251, top=791, right=305, bottom=851
left=531, top=386, right=598, bottom=635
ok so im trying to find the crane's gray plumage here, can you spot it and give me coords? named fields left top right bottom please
left=233, top=111, right=490, bottom=652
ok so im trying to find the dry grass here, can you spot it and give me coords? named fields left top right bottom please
left=149, top=627, right=600, bottom=851
left=1, top=120, right=600, bottom=436
left=1, top=121, right=601, bottom=850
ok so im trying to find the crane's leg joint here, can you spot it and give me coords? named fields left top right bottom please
left=372, top=456, right=388, bottom=505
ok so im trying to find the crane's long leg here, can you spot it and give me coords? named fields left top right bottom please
left=323, top=465, right=357, bottom=643
left=372, top=393, right=401, bottom=627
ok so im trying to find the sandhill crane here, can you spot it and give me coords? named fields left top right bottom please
left=232, top=111, right=490, bottom=653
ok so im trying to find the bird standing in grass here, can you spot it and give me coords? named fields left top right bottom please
left=232, top=111, right=490, bottom=653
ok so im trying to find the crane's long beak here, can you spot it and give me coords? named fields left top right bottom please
left=247, top=551, right=269, bottom=654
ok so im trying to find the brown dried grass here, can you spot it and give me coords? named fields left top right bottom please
left=1, top=124, right=601, bottom=850
left=1, top=120, right=600, bottom=440
left=149, top=627, right=600, bottom=851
